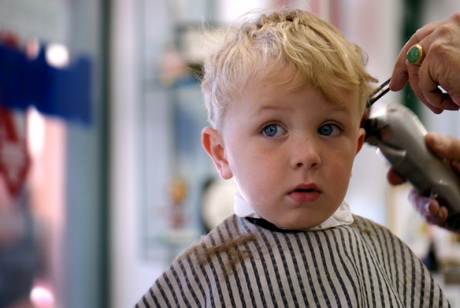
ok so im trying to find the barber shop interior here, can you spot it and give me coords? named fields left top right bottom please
left=0, top=0, right=460, bottom=307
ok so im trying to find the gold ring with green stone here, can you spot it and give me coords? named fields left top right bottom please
left=406, top=43, right=424, bottom=65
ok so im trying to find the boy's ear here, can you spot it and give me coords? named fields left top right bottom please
left=355, top=127, right=366, bottom=154
left=201, top=127, right=233, bottom=179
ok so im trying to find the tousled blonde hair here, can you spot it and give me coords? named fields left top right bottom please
left=201, top=9, right=378, bottom=128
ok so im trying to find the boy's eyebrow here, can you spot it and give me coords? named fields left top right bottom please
left=257, top=104, right=289, bottom=111
left=251, top=103, right=353, bottom=116
left=248, top=104, right=293, bottom=118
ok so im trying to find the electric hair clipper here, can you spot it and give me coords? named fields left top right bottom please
left=364, top=79, right=460, bottom=230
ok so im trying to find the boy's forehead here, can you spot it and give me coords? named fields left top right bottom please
left=236, top=72, right=361, bottom=113
left=248, top=62, right=361, bottom=105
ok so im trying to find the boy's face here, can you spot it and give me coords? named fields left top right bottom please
left=202, top=69, right=365, bottom=230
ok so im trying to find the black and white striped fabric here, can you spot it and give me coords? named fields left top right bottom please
left=136, top=215, right=450, bottom=307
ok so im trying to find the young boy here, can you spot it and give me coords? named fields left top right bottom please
left=136, top=9, right=450, bottom=307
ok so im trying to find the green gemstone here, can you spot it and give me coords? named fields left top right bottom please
left=407, top=46, right=422, bottom=64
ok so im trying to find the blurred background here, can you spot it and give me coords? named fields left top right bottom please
left=0, top=0, right=459, bottom=307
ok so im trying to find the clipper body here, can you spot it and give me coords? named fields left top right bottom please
left=364, top=104, right=460, bottom=230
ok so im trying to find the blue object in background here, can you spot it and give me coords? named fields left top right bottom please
left=0, top=41, right=92, bottom=125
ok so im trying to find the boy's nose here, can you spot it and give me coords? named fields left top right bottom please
left=291, top=140, right=321, bottom=169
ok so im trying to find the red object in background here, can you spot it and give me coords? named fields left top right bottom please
left=0, top=30, right=20, bottom=48
left=0, top=31, right=30, bottom=197
left=0, top=106, right=30, bottom=197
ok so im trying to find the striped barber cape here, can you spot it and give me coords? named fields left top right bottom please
left=136, top=214, right=450, bottom=307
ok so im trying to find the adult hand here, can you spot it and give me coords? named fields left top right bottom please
left=390, top=11, right=460, bottom=113
left=387, top=132, right=460, bottom=229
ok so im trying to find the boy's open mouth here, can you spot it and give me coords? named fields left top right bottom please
left=288, top=184, right=321, bottom=203
left=291, top=184, right=320, bottom=193
left=294, top=188, right=317, bottom=193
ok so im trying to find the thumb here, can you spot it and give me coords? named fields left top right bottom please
left=426, top=132, right=460, bottom=163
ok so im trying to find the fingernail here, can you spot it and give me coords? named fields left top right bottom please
left=424, top=200, right=431, bottom=214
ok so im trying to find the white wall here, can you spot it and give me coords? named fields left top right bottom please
left=110, top=1, right=165, bottom=307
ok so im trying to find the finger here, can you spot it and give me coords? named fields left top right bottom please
left=415, top=33, right=460, bottom=111
left=390, top=37, right=424, bottom=90
left=409, top=189, right=431, bottom=214
left=425, top=132, right=460, bottom=162
left=423, top=91, right=460, bottom=111
left=438, top=206, right=449, bottom=223
left=390, top=44, right=415, bottom=91
left=405, top=63, right=431, bottom=106
left=409, top=191, right=447, bottom=226
left=387, top=168, right=406, bottom=185
left=451, top=161, right=460, bottom=175
left=450, top=90, right=460, bottom=108
left=390, top=21, right=440, bottom=91
left=404, top=42, right=445, bottom=113
left=416, top=57, right=448, bottom=111
left=424, top=102, right=444, bottom=114
left=425, top=199, right=441, bottom=217
left=389, top=54, right=409, bottom=91
left=428, top=204, right=448, bottom=226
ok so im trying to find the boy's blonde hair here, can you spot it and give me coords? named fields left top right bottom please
left=201, top=9, right=378, bottom=128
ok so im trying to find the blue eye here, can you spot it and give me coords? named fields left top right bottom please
left=262, top=124, right=284, bottom=137
left=318, top=124, right=341, bottom=136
